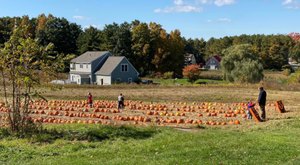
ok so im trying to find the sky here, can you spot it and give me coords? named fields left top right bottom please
left=0, top=0, right=300, bottom=40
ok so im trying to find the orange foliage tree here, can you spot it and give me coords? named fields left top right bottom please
left=182, top=64, right=201, bottom=83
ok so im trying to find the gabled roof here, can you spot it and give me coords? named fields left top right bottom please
left=212, top=55, right=222, bottom=62
left=71, top=51, right=110, bottom=63
left=95, top=56, right=125, bottom=75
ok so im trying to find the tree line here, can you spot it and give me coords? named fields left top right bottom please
left=1, top=14, right=299, bottom=76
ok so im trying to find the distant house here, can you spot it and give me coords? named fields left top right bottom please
left=69, top=51, right=139, bottom=85
left=205, top=55, right=222, bottom=70
left=69, top=51, right=111, bottom=84
left=95, top=56, right=139, bottom=85
left=289, top=57, right=300, bottom=70
left=184, top=53, right=197, bottom=65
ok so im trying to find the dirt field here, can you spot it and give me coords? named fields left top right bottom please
left=1, top=85, right=298, bottom=128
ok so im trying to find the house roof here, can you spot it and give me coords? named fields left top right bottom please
left=213, top=55, right=222, bottom=62
left=71, top=51, right=110, bottom=63
left=95, top=56, right=125, bottom=75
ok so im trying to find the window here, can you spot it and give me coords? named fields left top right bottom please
left=80, top=64, right=83, bottom=68
left=86, top=64, right=89, bottom=68
left=128, top=78, right=132, bottom=83
left=70, top=63, right=75, bottom=70
left=121, top=64, right=128, bottom=72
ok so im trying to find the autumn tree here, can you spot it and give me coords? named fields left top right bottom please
left=290, top=42, right=300, bottom=62
left=131, top=22, right=151, bottom=75
left=288, top=32, right=300, bottom=62
left=182, top=64, right=201, bottom=83
left=150, top=22, right=169, bottom=73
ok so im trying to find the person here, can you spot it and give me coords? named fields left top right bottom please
left=246, top=101, right=255, bottom=119
left=118, top=93, right=125, bottom=110
left=87, top=92, right=93, bottom=108
left=257, top=87, right=267, bottom=121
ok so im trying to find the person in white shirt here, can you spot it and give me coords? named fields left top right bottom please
left=118, top=93, right=124, bottom=110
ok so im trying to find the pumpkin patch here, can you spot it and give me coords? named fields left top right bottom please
left=0, top=99, right=276, bottom=127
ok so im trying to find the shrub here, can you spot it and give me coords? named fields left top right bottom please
left=288, top=70, right=300, bottom=84
left=182, top=64, right=201, bottom=83
left=163, top=72, right=174, bottom=79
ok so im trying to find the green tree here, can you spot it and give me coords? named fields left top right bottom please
left=100, top=23, right=119, bottom=51
left=290, top=42, right=300, bottom=62
left=20, top=15, right=36, bottom=38
left=35, top=15, right=82, bottom=55
left=76, top=26, right=102, bottom=54
left=168, top=29, right=185, bottom=76
left=0, top=17, right=21, bottom=47
left=221, top=44, right=264, bottom=83
left=131, top=22, right=151, bottom=75
left=184, top=38, right=206, bottom=64
left=0, top=25, right=64, bottom=133
left=113, top=22, right=132, bottom=58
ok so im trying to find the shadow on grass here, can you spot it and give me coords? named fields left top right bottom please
left=0, top=125, right=159, bottom=143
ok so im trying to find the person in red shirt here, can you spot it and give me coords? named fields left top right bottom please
left=87, top=92, right=93, bottom=108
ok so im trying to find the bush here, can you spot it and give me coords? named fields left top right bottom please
left=163, top=72, right=174, bottom=79
left=282, top=69, right=292, bottom=76
left=288, top=71, right=300, bottom=84
left=182, top=64, right=201, bottom=83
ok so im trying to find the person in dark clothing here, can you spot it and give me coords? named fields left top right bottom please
left=87, top=92, right=93, bottom=108
left=257, top=87, right=267, bottom=121
left=118, top=93, right=125, bottom=110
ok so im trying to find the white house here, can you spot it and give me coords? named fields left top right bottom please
left=184, top=53, right=197, bottom=66
left=69, top=51, right=139, bottom=85
left=69, top=51, right=111, bottom=84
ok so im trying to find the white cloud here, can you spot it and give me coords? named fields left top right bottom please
left=174, top=0, right=184, bottom=5
left=197, top=0, right=235, bottom=6
left=282, top=0, right=300, bottom=9
left=217, top=18, right=231, bottom=22
left=154, top=0, right=202, bottom=13
left=155, top=0, right=236, bottom=13
left=207, top=17, right=232, bottom=23
left=154, top=5, right=202, bottom=13
left=84, top=24, right=103, bottom=30
left=282, top=0, right=293, bottom=5
left=73, top=15, right=86, bottom=20
left=214, top=0, right=235, bottom=6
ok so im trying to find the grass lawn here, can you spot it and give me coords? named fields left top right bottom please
left=0, top=119, right=299, bottom=165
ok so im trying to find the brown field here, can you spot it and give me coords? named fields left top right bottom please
left=1, top=84, right=298, bottom=129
